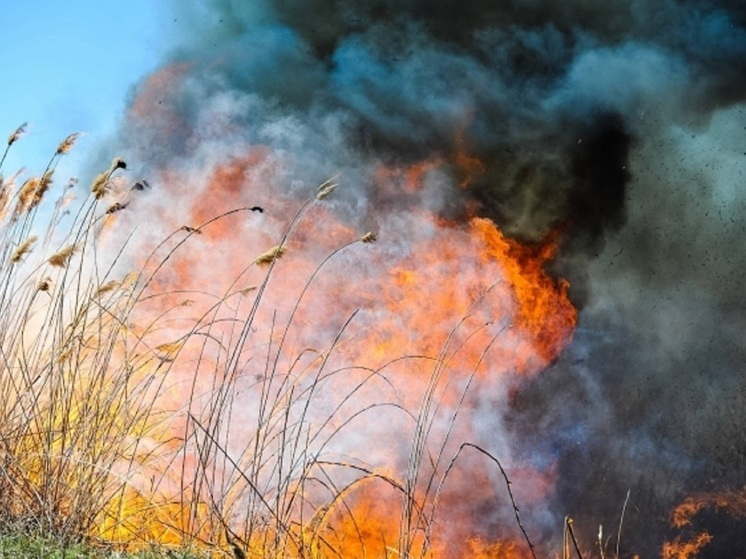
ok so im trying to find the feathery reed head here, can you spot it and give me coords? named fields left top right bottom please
left=48, top=244, right=78, bottom=267
left=55, top=132, right=80, bottom=155
left=31, top=169, right=55, bottom=208
left=7, top=122, right=27, bottom=147
left=37, top=277, right=52, bottom=292
left=105, top=202, right=128, bottom=214
left=316, top=177, right=339, bottom=200
left=10, top=235, right=38, bottom=264
left=95, top=280, right=120, bottom=296
left=254, top=245, right=287, bottom=266
left=91, top=171, right=109, bottom=199
left=180, top=225, right=202, bottom=234
left=16, top=177, right=40, bottom=215
left=360, top=231, right=377, bottom=243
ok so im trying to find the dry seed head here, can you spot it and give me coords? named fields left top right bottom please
left=111, top=157, right=127, bottom=170
left=31, top=169, right=54, bottom=208
left=0, top=180, right=11, bottom=221
left=16, top=177, right=40, bottom=215
left=239, top=286, right=258, bottom=296
left=37, top=277, right=52, bottom=292
left=155, top=341, right=185, bottom=361
left=7, top=122, right=27, bottom=146
left=55, top=132, right=80, bottom=155
left=105, top=201, right=128, bottom=214
left=48, top=244, right=77, bottom=267
left=361, top=231, right=377, bottom=243
left=10, top=235, right=38, bottom=264
left=95, top=280, right=120, bottom=296
left=180, top=225, right=202, bottom=234
left=91, top=171, right=109, bottom=199
left=255, top=245, right=287, bottom=266
left=316, top=178, right=338, bottom=200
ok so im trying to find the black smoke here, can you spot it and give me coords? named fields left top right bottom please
left=123, top=0, right=746, bottom=555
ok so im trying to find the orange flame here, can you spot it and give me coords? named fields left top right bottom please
left=663, top=485, right=746, bottom=558
left=88, top=63, right=580, bottom=555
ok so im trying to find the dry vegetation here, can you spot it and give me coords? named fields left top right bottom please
left=0, top=125, right=546, bottom=559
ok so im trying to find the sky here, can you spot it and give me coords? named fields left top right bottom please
left=0, top=1, right=175, bottom=178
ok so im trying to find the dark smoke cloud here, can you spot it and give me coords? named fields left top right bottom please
left=120, top=0, right=746, bottom=554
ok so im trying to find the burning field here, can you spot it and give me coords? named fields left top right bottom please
left=1, top=1, right=746, bottom=557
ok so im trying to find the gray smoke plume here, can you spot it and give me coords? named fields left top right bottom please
left=114, top=0, right=746, bottom=555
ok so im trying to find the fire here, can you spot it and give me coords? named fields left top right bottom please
left=1, top=59, right=577, bottom=557
left=663, top=485, right=746, bottom=558
left=85, top=141, right=577, bottom=555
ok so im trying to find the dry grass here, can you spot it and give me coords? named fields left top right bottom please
left=0, top=127, right=542, bottom=559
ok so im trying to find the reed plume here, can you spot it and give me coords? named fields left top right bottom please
left=7, top=122, right=27, bottom=147
left=361, top=231, right=377, bottom=243
left=48, top=244, right=78, bottom=267
left=16, top=177, right=40, bottom=215
left=91, top=171, right=109, bottom=199
left=316, top=177, right=339, bottom=200
left=10, top=235, right=38, bottom=263
left=95, top=280, right=120, bottom=296
left=254, top=245, right=287, bottom=266
left=37, top=277, right=52, bottom=292
left=31, top=169, right=54, bottom=208
left=55, top=132, right=80, bottom=155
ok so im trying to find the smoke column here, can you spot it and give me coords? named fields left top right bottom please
left=101, top=0, right=746, bottom=556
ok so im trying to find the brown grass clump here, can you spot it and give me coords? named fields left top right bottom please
left=254, top=244, right=287, bottom=266
left=10, top=235, right=38, bottom=263
left=48, top=244, right=78, bottom=267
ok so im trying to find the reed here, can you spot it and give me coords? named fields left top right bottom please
left=0, top=125, right=542, bottom=559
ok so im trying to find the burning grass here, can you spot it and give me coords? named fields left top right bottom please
left=0, top=125, right=585, bottom=558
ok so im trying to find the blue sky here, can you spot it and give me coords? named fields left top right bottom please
left=0, top=1, right=175, bottom=178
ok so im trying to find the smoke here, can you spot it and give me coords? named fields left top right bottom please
left=107, top=0, right=746, bottom=555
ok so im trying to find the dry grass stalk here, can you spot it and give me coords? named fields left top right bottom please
left=7, top=122, right=27, bottom=146
left=48, top=244, right=78, bottom=267
left=254, top=245, right=287, bottom=266
left=55, top=132, right=80, bottom=155
left=316, top=177, right=339, bottom=200
left=360, top=231, right=377, bottom=243
left=10, top=235, right=38, bottom=263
